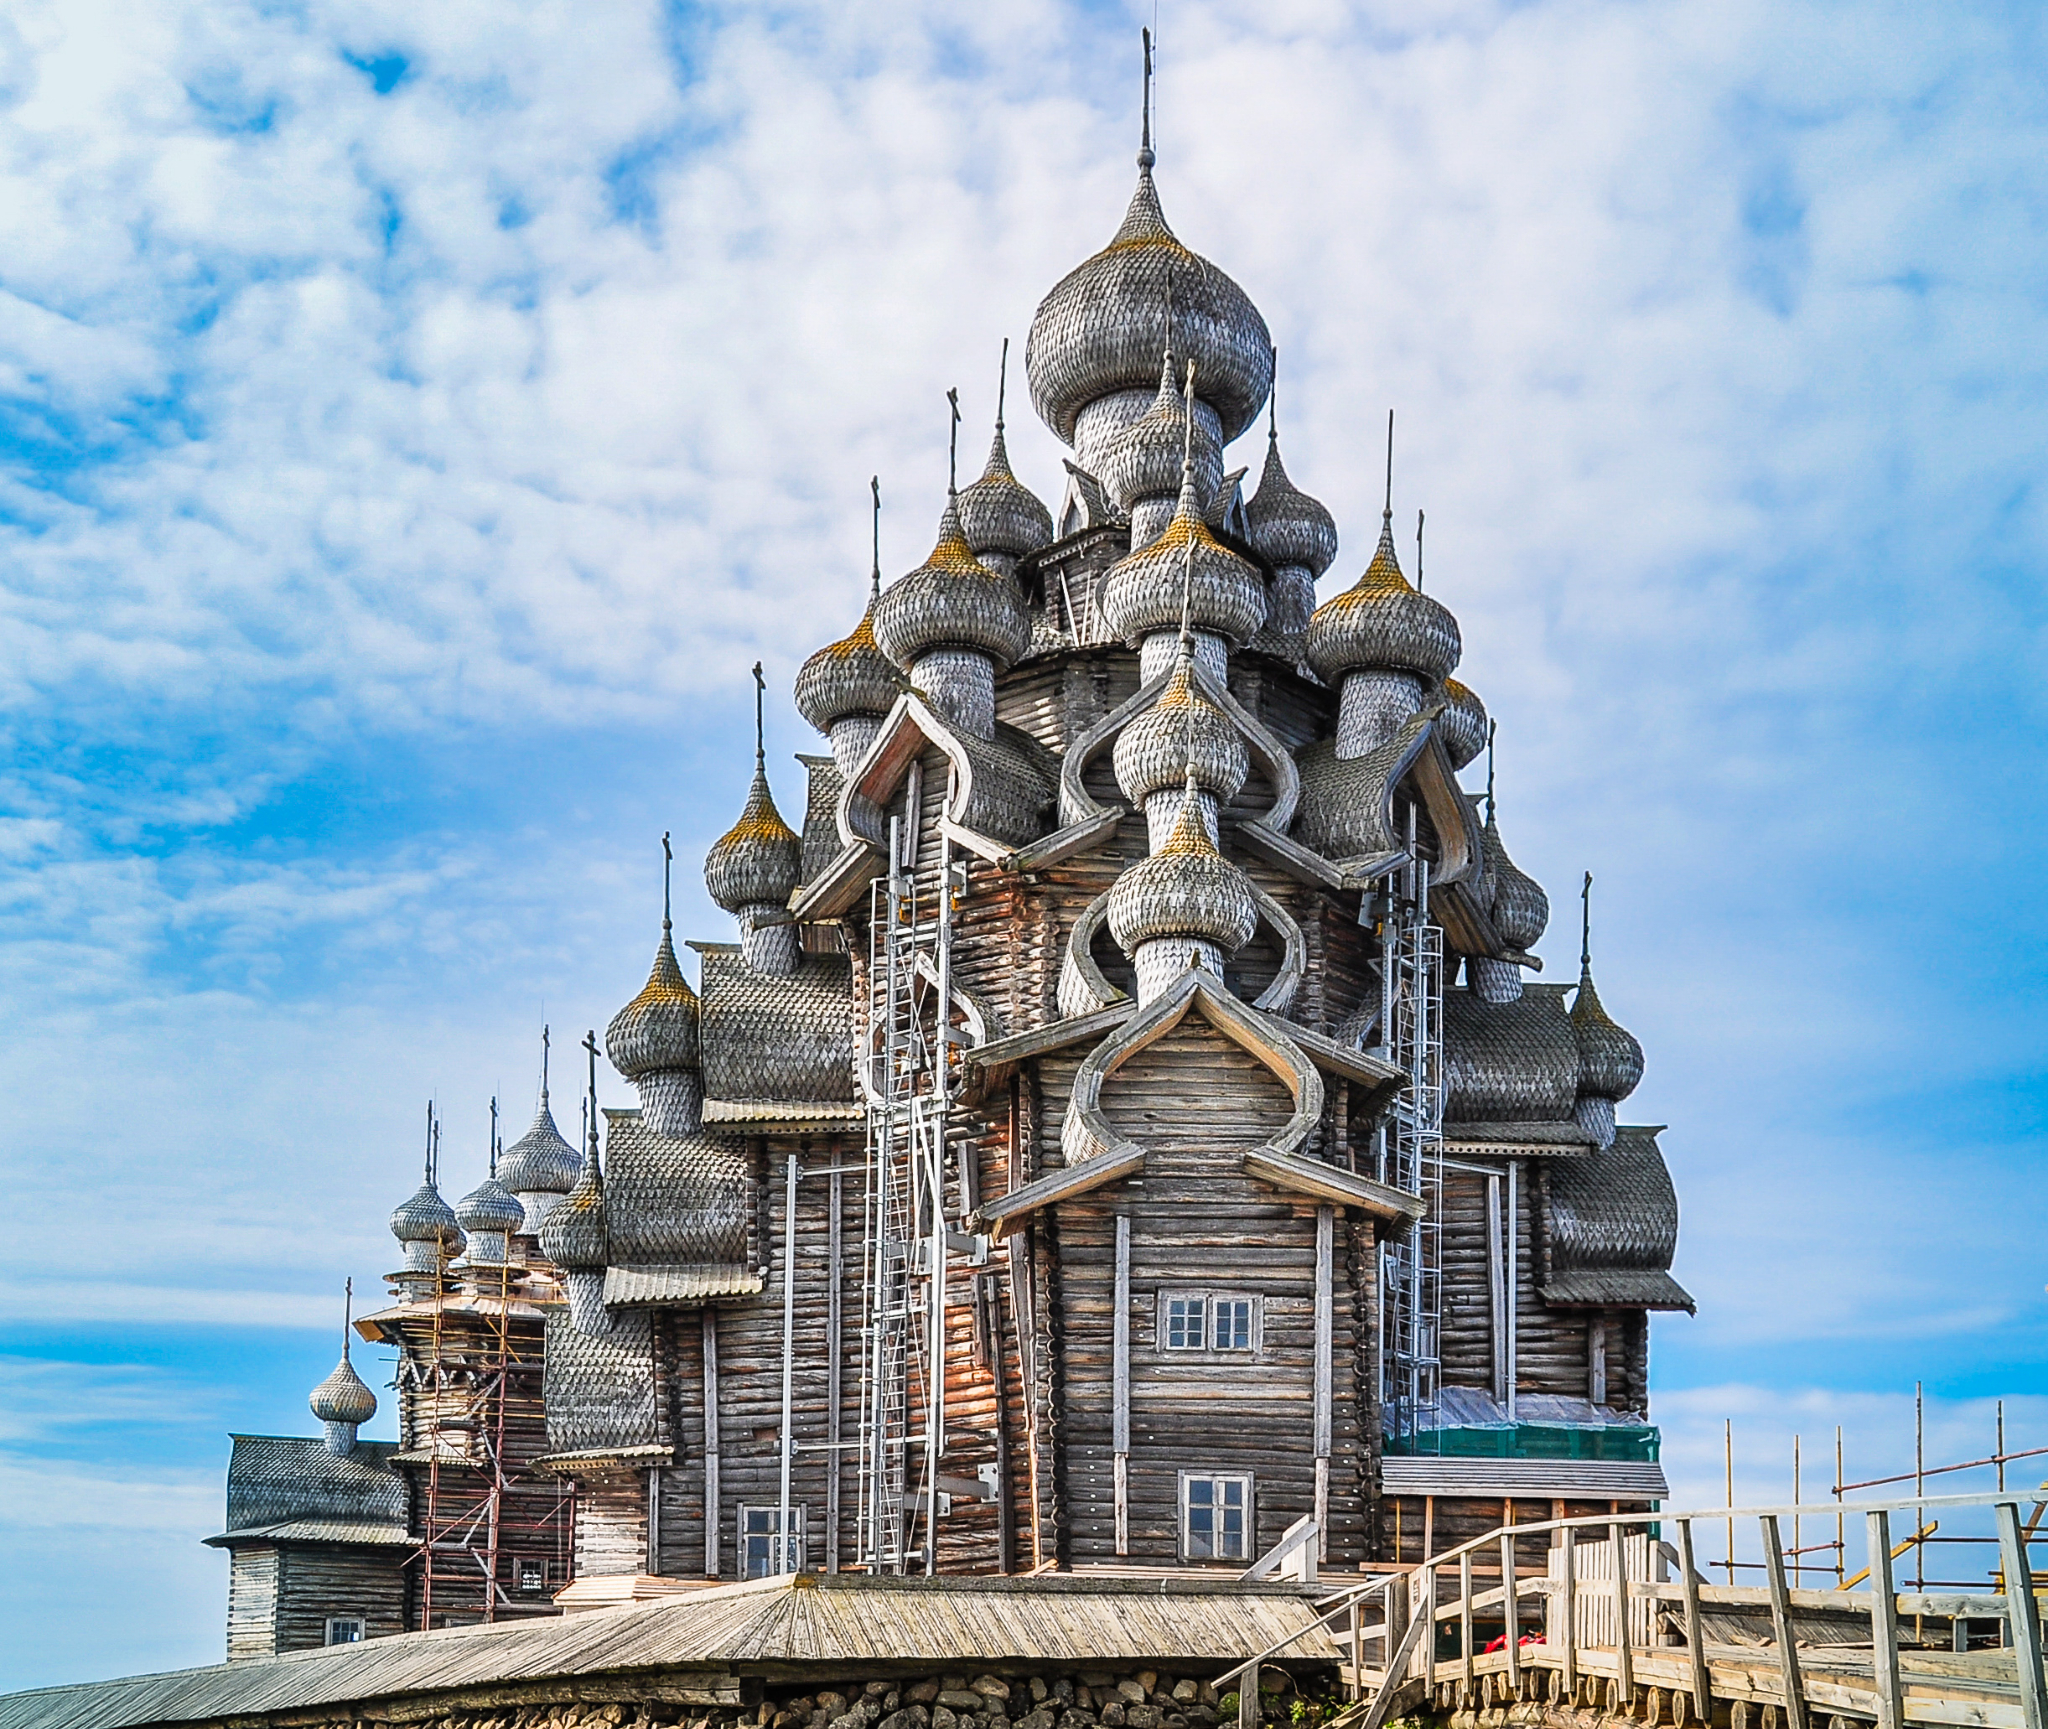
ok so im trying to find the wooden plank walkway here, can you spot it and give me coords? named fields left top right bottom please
left=1221, top=1491, right=2048, bottom=1729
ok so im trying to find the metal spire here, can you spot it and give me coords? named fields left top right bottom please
left=1415, top=509, right=1425, bottom=592
left=424, top=1100, right=436, bottom=1185
left=946, top=389, right=961, bottom=495
left=1139, top=27, right=1155, bottom=171
left=1485, top=720, right=1498, bottom=823
left=1269, top=346, right=1279, bottom=444
left=540, top=1024, right=551, bottom=1108
left=752, top=661, right=766, bottom=770
left=582, top=1029, right=603, bottom=1184
left=1383, top=408, right=1395, bottom=525
left=489, top=1096, right=499, bottom=1178
left=996, top=337, right=1010, bottom=431
left=869, top=476, right=882, bottom=597
left=342, top=1277, right=354, bottom=1362
left=661, top=831, right=673, bottom=929
left=1581, top=870, right=1594, bottom=974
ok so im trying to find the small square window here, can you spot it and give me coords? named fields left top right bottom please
left=1166, top=1296, right=1208, bottom=1350
left=517, top=1560, right=545, bottom=1593
left=1212, top=1299, right=1253, bottom=1351
left=739, top=1504, right=807, bottom=1578
left=324, top=1617, right=364, bottom=1646
left=1181, top=1474, right=1252, bottom=1562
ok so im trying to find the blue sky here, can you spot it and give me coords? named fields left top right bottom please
left=2, top=0, right=2045, bottom=1693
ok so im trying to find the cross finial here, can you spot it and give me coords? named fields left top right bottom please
left=1383, top=408, right=1395, bottom=522
left=490, top=1095, right=499, bottom=1178
left=1415, top=510, right=1425, bottom=592
left=870, top=476, right=882, bottom=597
left=661, top=831, right=673, bottom=928
left=946, top=388, right=961, bottom=495
left=1485, top=720, right=1497, bottom=822
left=752, top=661, right=766, bottom=769
left=342, top=1277, right=354, bottom=1359
left=424, top=1100, right=435, bottom=1184
left=540, top=1024, right=551, bottom=1107
left=1269, top=346, right=1279, bottom=444
left=1139, top=28, right=1155, bottom=171
left=996, top=337, right=1010, bottom=431
left=1581, top=870, right=1594, bottom=973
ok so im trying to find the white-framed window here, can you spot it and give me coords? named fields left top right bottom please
left=739, top=1504, right=808, bottom=1578
left=516, top=1558, right=548, bottom=1594
left=324, top=1617, right=365, bottom=1646
left=1180, top=1473, right=1253, bottom=1562
left=1159, top=1290, right=1261, bottom=1354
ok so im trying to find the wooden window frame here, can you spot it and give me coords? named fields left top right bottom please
left=1155, top=1288, right=1264, bottom=1357
left=738, top=1503, right=808, bottom=1579
left=1178, top=1470, right=1255, bottom=1563
left=323, top=1616, right=364, bottom=1646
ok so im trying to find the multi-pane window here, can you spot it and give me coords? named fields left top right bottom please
left=1160, top=1290, right=1259, bottom=1353
left=1181, top=1473, right=1252, bottom=1562
left=739, top=1504, right=807, bottom=1578
left=324, top=1617, right=364, bottom=1646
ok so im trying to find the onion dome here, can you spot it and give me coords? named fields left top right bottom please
left=537, top=1153, right=607, bottom=1273
left=390, top=1177, right=462, bottom=1253
left=1436, top=678, right=1488, bottom=771
left=1305, top=511, right=1461, bottom=687
left=1026, top=159, right=1272, bottom=446
left=1108, top=769, right=1259, bottom=956
left=956, top=420, right=1053, bottom=563
left=704, top=764, right=802, bottom=914
left=1484, top=809, right=1550, bottom=952
left=1571, top=875, right=1643, bottom=1101
left=794, top=577, right=897, bottom=736
left=309, top=1353, right=378, bottom=1428
left=872, top=494, right=1031, bottom=672
left=606, top=922, right=701, bottom=1078
left=1113, top=642, right=1250, bottom=806
left=1098, top=471, right=1266, bottom=648
left=456, top=1173, right=525, bottom=1237
left=1097, top=354, right=1223, bottom=515
left=499, top=1090, right=580, bottom=1198
left=1246, top=430, right=1338, bottom=577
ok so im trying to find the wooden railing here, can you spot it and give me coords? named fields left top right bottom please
left=1217, top=1490, right=2048, bottom=1729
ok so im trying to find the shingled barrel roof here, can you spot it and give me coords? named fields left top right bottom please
left=1541, top=1126, right=1695, bottom=1312
left=207, top=1436, right=406, bottom=1547
left=598, top=1107, right=749, bottom=1270
left=697, top=947, right=855, bottom=1118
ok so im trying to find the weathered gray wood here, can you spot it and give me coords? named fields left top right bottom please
left=826, top=1165, right=844, bottom=1575
left=1504, top=1531, right=1522, bottom=1688
left=1462, top=1550, right=1476, bottom=1691
left=1613, top=1521, right=1634, bottom=1700
left=1997, top=1499, right=2047, bottom=1729
left=1314, top=1206, right=1334, bottom=1460
left=1362, top=1596, right=1432, bottom=1729
left=702, top=1309, right=720, bottom=1579
left=1112, top=1213, right=1130, bottom=1557
left=1761, top=1514, right=1809, bottom=1729
left=1560, top=1525, right=1578, bottom=1689
left=1677, top=1517, right=1709, bottom=1719
left=1416, top=1561, right=1438, bottom=1685
left=1868, top=1509, right=1904, bottom=1729
left=1240, top=1661, right=1260, bottom=1729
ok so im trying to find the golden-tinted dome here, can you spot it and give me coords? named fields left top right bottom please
left=704, top=766, right=802, bottom=914
left=1025, top=164, right=1272, bottom=446
left=1305, top=513, right=1461, bottom=686
left=1113, top=644, right=1250, bottom=806
left=1099, top=472, right=1266, bottom=648
left=605, top=925, right=701, bottom=1078
left=872, top=495, right=1031, bottom=672
left=1436, top=678, right=1488, bottom=771
left=794, top=579, right=897, bottom=735
left=1107, top=770, right=1259, bottom=956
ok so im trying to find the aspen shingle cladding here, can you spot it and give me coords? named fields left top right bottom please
left=599, top=1108, right=748, bottom=1269
left=213, top=1437, right=406, bottom=1542
left=698, top=948, right=855, bottom=1112
left=1541, top=1126, right=1695, bottom=1313
left=1442, top=983, right=1582, bottom=1124
left=540, top=1310, right=666, bottom=1459
left=796, top=753, right=843, bottom=890
left=1287, top=714, right=1429, bottom=859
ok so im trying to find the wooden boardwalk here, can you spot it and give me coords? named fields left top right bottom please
left=1226, top=1491, right=2047, bottom=1729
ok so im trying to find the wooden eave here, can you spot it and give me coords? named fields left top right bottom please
left=788, top=839, right=881, bottom=922
left=969, top=1004, right=1135, bottom=1084
left=974, top=1146, right=1148, bottom=1241
left=1241, top=1148, right=1427, bottom=1225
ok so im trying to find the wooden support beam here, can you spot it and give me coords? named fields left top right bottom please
left=1761, top=1514, right=1809, bottom=1729
left=1560, top=1525, right=1578, bottom=1691
left=1997, top=1499, right=2048, bottom=1729
left=1314, top=1204, right=1333, bottom=1564
left=826, top=1166, right=843, bottom=1574
left=1613, top=1521, right=1635, bottom=1702
left=1112, top=1213, right=1130, bottom=1558
left=1361, top=1604, right=1432, bottom=1729
left=1461, top=1551, right=1475, bottom=1693
left=1867, top=1508, right=1903, bottom=1729
left=702, top=1309, right=720, bottom=1579
left=1416, top=1560, right=1438, bottom=1685
left=1676, top=1518, right=1709, bottom=1721
left=1503, top=1531, right=1522, bottom=1690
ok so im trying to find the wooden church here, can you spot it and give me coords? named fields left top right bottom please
left=211, top=69, right=1691, bottom=1655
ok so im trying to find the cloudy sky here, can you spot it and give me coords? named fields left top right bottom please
left=2, top=0, right=2045, bottom=1691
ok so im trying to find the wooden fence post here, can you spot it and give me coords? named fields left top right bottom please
left=1677, top=1517, right=1710, bottom=1723
left=1503, top=1531, right=1522, bottom=1691
left=1867, top=1509, right=1903, bottom=1729
left=1561, top=1525, right=1579, bottom=1693
left=1997, top=1499, right=2047, bottom=1729
left=1461, top=1550, right=1475, bottom=1694
left=1612, top=1521, right=1635, bottom=1703
left=1761, top=1515, right=1809, bottom=1729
